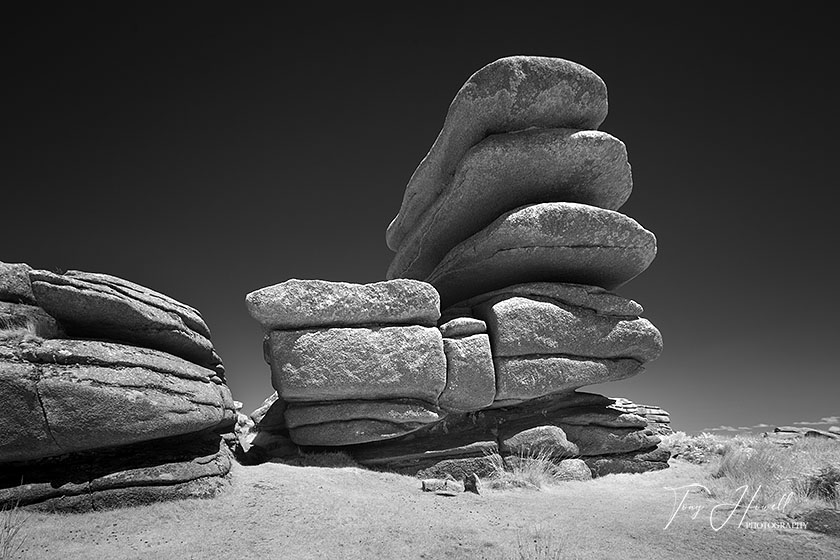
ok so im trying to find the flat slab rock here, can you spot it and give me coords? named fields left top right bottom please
left=387, top=56, right=608, bottom=251
left=493, top=355, right=644, bottom=403
left=29, top=270, right=223, bottom=373
left=0, top=261, right=35, bottom=304
left=388, top=128, right=632, bottom=281
left=0, top=432, right=231, bottom=511
left=426, top=203, right=657, bottom=306
left=473, top=292, right=662, bottom=362
left=0, top=338, right=235, bottom=463
left=246, top=278, right=441, bottom=330
left=347, top=392, right=662, bottom=472
left=267, top=326, right=446, bottom=404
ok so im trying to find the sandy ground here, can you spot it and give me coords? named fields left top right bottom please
left=15, top=459, right=840, bottom=559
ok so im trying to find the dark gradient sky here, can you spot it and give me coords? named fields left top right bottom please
left=3, top=7, right=837, bottom=434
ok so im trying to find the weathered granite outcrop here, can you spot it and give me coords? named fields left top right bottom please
left=1, top=264, right=234, bottom=510
left=343, top=392, right=668, bottom=476
left=248, top=279, right=449, bottom=447
left=244, top=56, right=669, bottom=478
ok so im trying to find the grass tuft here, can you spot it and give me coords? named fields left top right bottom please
left=1, top=499, right=30, bottom=560
left=486, top=450, right=576, bottom=490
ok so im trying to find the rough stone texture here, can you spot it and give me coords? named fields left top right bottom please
left=473, top=294, right=662, bottom=361
left=439, top=334, right=496, bottom=412
left=285, top=400, right=445, bottom=429
left=246, top=278, right=441, bottom=330
left=0, top=301, right=64, bottom=339
left=29, top=270, right=223, bottom=373
left=500, top=426, right=579, bottom=458
left=387, top=56, right=608, bottom=251
left=348, top=392, right=665, bottom=475
left=0, top=338, right=234, bottom=463
left=438, top=317, right=486, bottom=338
left=585, top=447, right=670, bottom=476
left=388, top=129, right=633, bottom=280
left=449, top=282, right=644, bottom=318
left=559, top=424, right=660, bottom=456
left=415, top=454, right=501, bottom=480
left=267, top=326, right=446, bottom=403
left=608, top=397, right=673, bottom=435
left=0, top=432, right=231, bottom=511
left=426, top=203, right=657, bottom=306
left=553, top=458, right=593, bottom=481
left=0, top=261, right=35, bottom=304
left=493, top=355, right=644, bottom=403
left=291, top=419, right=439, bottom=446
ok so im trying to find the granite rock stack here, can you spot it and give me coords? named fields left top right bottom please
left=244, top=56, right=669, bottom=478
left=0, top=263, right=235, bottom=511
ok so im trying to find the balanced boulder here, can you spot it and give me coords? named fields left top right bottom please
left=426, top=203, right=657, bottom=306
left=386, top=56, right=608, bottom=251
left=388, top=128, right=632, bottom=281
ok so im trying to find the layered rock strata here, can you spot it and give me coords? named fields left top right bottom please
left=0, top=263, right=235, bottom=510
left=247, top=279, right=448, bottom=447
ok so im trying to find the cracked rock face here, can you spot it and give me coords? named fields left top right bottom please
left=426, top=202, right=657, bottom=307
left=0, top=338, right=234, bottom=463
left=1, top=264, right=234, bottom=509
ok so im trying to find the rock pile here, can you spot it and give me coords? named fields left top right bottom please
left=610, top=397, right=673, bottom=435
left=762, top=426, right=840, bottom=447
left=0, top=262, right=235, bottom=511
left=246, top=279, right=447, bottom=446
left=245, top=56, right=670, bottom=478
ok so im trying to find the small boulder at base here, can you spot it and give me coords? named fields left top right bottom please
left=500, top=426, right=579, bottom=458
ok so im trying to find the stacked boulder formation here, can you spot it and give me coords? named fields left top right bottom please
left=610, top=397, right=673, bottom=435
left=0, top=261, right=235, bottom=511
left=244, top=56, right=669, bottom=477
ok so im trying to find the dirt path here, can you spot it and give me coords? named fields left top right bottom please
left=18, top=460, right=840, bottom=559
